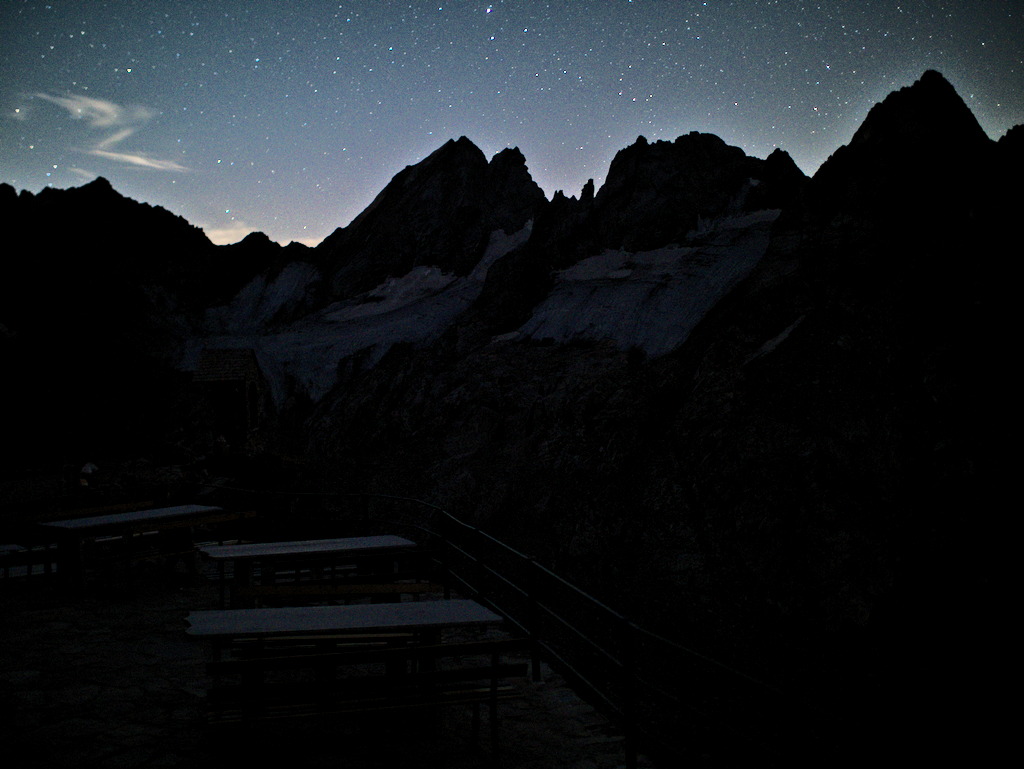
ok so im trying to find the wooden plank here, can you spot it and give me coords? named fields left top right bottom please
left=35, top=501, right=157, bottom=521
left=186, top=599, right=503, bottom=638
left=210, top=637, right=530, bottom=672
left=227, top=632, right=418, bottom=659
left=199, top=535, right=416, bottom=560
left=203, top=637, right=530, bottom=733
left=39, top=504, right=226, bottom=531
left=232, top=581, right=444, bottom=601
left=205, top=684, right=523, bottom=725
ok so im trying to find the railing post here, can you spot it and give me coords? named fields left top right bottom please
left=471, top=526, right=484, bottom=600
left=431, top=518, right=453, bottom=600
left=526, top=556, right=542, bottom=682
left=357, top=493, right=370, bottom=533
left=621, top=615, right=638, bottom=769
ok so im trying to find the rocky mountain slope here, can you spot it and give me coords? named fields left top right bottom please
left=0, top=178, right=309, bottom=463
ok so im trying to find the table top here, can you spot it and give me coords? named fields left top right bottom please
left=185, top=598, right=502, bottom=638
left=199, top=535, right=417, bottom=561
left=39, top=504, right=226, bottom=531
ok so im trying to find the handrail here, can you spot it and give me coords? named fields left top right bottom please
left=198, top=483, right=810, bottom=766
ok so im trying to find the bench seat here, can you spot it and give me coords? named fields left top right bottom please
left=231, top=581, right=445, bottom=607
left=203, top=637, right=530, bottom=749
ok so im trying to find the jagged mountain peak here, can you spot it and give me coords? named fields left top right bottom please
left=81, top=175, right=116, bottom=192
left=999, top=122, right=1024, bottom=144
left=315, top=135, right=545, bottom=299
left=421, top=134, right=488, bottom=167
left=0, top=181, right=17, bottom=206
left=580, top=178, right=595, bottom=204
left=997, top=122, right=1024, bottom=162
left=764, top=147, right=797, bottom=167
left=451, top=134, right=480, bottom=149
left=489, top=144, right=524, bottom=161
left=844, top=69, right=988, bottom=150
left=488, top=145, right=530, bottom=175
left=369, top=135, right=489, bottom=207
left=32, top=174, right=120, bottom=205
left=812, top=70, right=993, bottom=217
left=597, top=131, right=749, bottom=198
left=236, top=230, right=276, bottom=248
left=598, top=132, right=741, bottom=194
left=486, top=145, right=548, bottom=232
left=585, top=131, right=797, bottom=252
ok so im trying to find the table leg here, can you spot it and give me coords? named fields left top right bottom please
left=56, top=535, right=85, bottom=590
left=233, top=561, right=253, bottom=608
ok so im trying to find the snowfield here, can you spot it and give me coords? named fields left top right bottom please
left=185, top=223, right=532, bottom=402
left=185, top=210, right=778, bottom=403
left=516, top=209, right=779, bottom=355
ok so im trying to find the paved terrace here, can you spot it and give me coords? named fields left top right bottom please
left=0, top=566, right=657, bottom=769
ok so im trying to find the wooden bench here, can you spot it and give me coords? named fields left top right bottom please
left=35, top=506, right=257, bottom=588
left=223, top=630, right=419, bottom=660
left=231, top=581, right=446, bottom=607
left=0, top=544, right=39, bottom=582
left=201, top=536, right=433, bottom=607
left=204, top=637, right=530, bottom=750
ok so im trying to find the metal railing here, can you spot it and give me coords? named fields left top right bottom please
left=418, top=504, right=811, bottom=767
left=5, top=483, right=819, bottom=764
left=193, top=487, right=820, bottom=767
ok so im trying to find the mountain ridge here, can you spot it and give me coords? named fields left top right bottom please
left=2, top=70, right=1014, bottom=449
left=1, top=69, right=1015, bottom=761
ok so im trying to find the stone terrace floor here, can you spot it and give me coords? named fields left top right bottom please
left=0, top=565, right=658, bottom=769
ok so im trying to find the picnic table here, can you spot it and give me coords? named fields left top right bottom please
left=198, top=535, right=428, bottom=607
left=186, top=598, right=502, bottom=640
left=186, top=598, right=528, bottom=748
left=35, top=504, right=255, bottom=585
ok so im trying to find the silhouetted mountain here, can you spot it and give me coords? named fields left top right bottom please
left=444, top=133, right=808, bottom=346
left=300, top=70, right=1010, bottom=763
left=0, top=179, right=299, bottom=462
left=621, top=69, right=1009, bottom=762
left=584, top=131, right=804, bottom=252
left=998, top=121, right=1024, bottom=154
left=1, top=69, right=1015, bottom=764
left=316, top=136, right=547, bottom=302
left=813, top=69, right=994, bottom=220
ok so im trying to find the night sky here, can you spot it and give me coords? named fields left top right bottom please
left=2, top=1, right=1021, bottom=246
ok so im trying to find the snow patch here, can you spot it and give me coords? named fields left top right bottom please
left=519, top=210, right=779, bottom=356
left=205, top=261, right=320, bottom=333
left=323, top=266, right=458, bottom=323
left=186, top=222, right=533, bottom=403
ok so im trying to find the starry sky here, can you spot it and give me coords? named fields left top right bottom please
left=2, top=1, right=1021, bottom=246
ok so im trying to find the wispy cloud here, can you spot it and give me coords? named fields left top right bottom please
left=95, top=127, right=136, bottom=150
left=68, top=166, right=96, bottom=182
left=35, top=92, right=187, bottom=173
left=89, top=148, right=188, bottom=172
left=36, top=92, right=152, bottom=128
